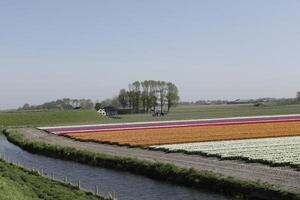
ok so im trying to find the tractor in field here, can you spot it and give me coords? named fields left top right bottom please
left=152, top=109, right=168, bottom=117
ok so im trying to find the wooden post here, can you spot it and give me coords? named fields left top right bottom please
left=95, top=185, right=99, bottom=195
left=52, top=172, right=54, bottom=180
left=78, top=180, right=80, bottom=188
left=64, top=176, right=68, bottom=183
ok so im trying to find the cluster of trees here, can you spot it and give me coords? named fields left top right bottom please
left=117, top=80, right=179, bottom=113
left=20, top=98, right=94, bottom=111
left=94, top=98, right=121, bottom=111
left=18, top=81, right=180, bottom=113
left=297, top=92, right=300, bottom=101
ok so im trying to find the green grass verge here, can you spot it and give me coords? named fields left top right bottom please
left=1, top=103, right=300, bottom=127
left=63, top=135, right=300, bottom=171
left=4, top=129, right=300, bottom=200
left=0, top=159, right=109, bottom=200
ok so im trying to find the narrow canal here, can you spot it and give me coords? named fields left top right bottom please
left=0, top=134, right=232, bottom=200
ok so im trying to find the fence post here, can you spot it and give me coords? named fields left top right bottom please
left=95, top=185, right=99, bottom=195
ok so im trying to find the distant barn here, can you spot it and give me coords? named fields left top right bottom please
left=227, top=99, right=255, bottom=105
left=103, top=106, right=118, bottom=116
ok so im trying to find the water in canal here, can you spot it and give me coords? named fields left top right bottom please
left=0, top=134, right=232, bottom=200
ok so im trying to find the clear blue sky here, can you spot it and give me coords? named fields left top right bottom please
left=1, top=0, right=300, bottom=109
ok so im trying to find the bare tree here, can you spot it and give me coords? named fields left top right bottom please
left=118, top=89, right=129, bottom=108
left=141, top=80, right=151, bottom=112
left=166, top=82, right=180, bottom=112
left=117, top=80, right=179, bottom=114
left=131, top=81, right=141, bottom=112
left=157, top=81, right=167, bottom=113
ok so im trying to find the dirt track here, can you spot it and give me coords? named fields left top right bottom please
left=16, top=128, right=300, bottom=193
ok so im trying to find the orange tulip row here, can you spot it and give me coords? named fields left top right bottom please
left=66, top=121, right=300, bottom=146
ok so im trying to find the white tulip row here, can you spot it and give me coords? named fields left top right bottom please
left=151, top=136, right=300, bottom=165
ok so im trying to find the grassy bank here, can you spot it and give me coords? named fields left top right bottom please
left=1, top=103, right=300, bottom=127
left=63, top=135, right=300, bottom=171
left=0, top=159, right=109, bottom=200
left=4, top=129, right=300, bottom=200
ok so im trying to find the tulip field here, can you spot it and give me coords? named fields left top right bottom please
left=58, top=120, right=300, bottom=146
left=41, top=114, right=300, bottom=168
left=42, top=115, right=300, bottom=146
left=151, top=136, right=300, bottom=165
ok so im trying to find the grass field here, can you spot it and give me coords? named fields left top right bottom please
left=0, top=159, right=107, bottom=200
left=1, top=103, right=300, bottom=127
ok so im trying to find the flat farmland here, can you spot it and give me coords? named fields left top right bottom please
left=63, top=121, right=300, bottom=146
left=2, top=103, right=300, bottom=127
left=14, top=127, right=300, bottom=194
left=41, top=114, right=300, bottom=171
left=42, top=115, right=300, bottom=146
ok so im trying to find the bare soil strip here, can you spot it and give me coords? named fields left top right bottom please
left=16, top=128, right=300, bottom=193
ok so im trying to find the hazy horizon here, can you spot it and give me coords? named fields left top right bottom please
left=1, top=1, right=300, bottom=109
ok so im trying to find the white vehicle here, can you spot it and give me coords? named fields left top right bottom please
left=97, top=109, right=107, bottom=116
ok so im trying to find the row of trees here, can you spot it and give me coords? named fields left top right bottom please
left=117, top=80, right=179, bottom=113
left=19, top=81, right=179, bottom=113
left=20, top=98, right=94, bottom=111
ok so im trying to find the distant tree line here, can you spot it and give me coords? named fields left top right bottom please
left=94, top=80, right=180, bottom=113
left=20, top=98, right=94, bottom=111
left=181, top=91, right=300, bottom=106
left=118, top=80, right=179, bottom=113
left=275, top=92, right=300, bottom=105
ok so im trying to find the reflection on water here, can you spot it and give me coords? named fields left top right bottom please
left=0, top=134, right=231, bottom=200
